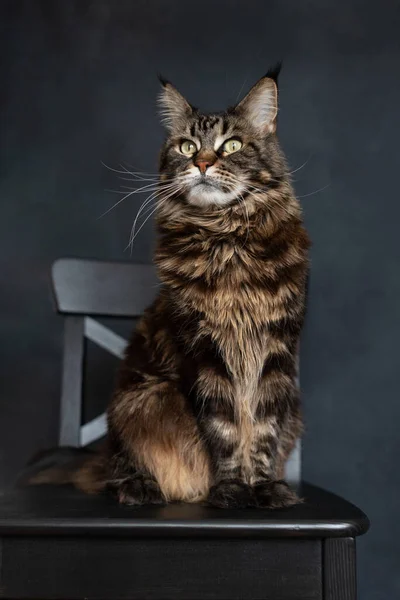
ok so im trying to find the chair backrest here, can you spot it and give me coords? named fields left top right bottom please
left=51, top=257, right=301, bottom=485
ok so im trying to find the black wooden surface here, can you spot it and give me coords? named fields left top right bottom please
left=0, top=483, right=369, bottom=539
left=52, top=258, right=159, bottom=317
left=0, top=537, right=322, bottom=600
left=324, top=538, right=357, bottom=600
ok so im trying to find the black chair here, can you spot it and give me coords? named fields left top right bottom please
left=0, top=258, right=369, bottom=600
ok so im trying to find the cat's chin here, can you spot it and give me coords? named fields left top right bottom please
left=186, top=184, right=239, bottom=208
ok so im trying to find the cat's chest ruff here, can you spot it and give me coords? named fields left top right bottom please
left=195, top=279, right=285, bottom=332
left=197, top=302, right=267, bottom=381
left=193, top=241, right=287, bottom=319
left=196, top=308, right=266, bottom=425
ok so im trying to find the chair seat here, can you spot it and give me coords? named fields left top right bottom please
left=0, top=482, right=369, bottom=539
left=0, top=483, right=369, bottom=600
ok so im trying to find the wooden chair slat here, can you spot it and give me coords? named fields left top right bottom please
left=52, top=258, right=159, bottom=317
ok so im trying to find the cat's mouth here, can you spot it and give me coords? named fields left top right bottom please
left=185, top=174, right=244, bottom=208
left=192, top=175, right=220, bottom=188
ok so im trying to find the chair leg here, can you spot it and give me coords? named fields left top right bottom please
left=59, top=316, right=85, bottom=446
left=324, top=537, right=356, bottom=600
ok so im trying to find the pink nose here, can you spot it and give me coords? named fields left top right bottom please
left=195, top=160, right=212, bottom=174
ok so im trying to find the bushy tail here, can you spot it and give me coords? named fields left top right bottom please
left=18, top=447, right=108, bottom=494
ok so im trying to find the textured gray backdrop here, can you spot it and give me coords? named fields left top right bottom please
left=1, top=1, right=399, bottom=598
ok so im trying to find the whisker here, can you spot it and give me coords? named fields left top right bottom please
left=133, top=196, right=163, bottom=221
left=120, top=164, right=160, bottom=178
left=101, top=161, right=161, bottom=179
left=127, top=186, right=183, bottom=252
left=128, top=182, right=185, bottom=246
left=130, top=188, right=166, bottom=241
left=287, top=158, right=310, bottom=177
left=104, top=189, right=134, bottom=195
left=101, top=162, right=154, bottom=179
left=128, top=206, right=159, bottom=251
left=298, top=184, right=330, bottom=198
left=117, top=177, right=159, bottom=184
left=99, top=181, right=181, bottom=219
left=120, top=162, right=180, bottom=183
left=98, top=189, right=139, bottom=219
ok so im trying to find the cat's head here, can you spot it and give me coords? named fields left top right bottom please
left=158, top=67, right=287, bottom=209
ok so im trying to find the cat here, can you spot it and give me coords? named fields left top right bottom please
left=33, top=66, right=310, bottom=509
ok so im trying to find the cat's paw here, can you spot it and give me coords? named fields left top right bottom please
left=253, top=480, right=301, bottom=509
left=116, top=476, right=165, bottom=506
left=208, top=479, right=254, bottom=508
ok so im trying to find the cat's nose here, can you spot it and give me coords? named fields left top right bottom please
left=195, top=160, right=212, bottom=174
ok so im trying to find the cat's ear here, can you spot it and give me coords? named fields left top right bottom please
left=236, top=67, right=280, bottom=134
left=158, top=77, right=193, bottom=131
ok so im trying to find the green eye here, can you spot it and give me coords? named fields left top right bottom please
left=222, top=138, right=243, bottom=154
left=180, top=140, right=197, bottom=155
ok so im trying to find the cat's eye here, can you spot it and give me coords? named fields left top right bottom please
left=180, top=140, right=197, bottom=156
left=221, top=138, right=243, bottom=154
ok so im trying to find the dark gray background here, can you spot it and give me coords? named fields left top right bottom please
left=1, top=1, right=399, bottom=598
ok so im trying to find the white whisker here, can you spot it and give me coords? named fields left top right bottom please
left=298, top=184, right=330, bottom=198
left=288, top=158, right=310, bottom=177
left=101, top=161, right=161, bottom=179
left=126, top=185, right=183, bottom=252
left=128, top=183, right=185, bottom=246
left=99, top=180, right=182, bottom=219
left=130, top=189, right=165, bottom=241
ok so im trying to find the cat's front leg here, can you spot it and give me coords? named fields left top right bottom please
left=184, top=336, right=256, bottom=507
left=205, top=413, right=255, bottom=508
left=250, top=383, right=302, bottom=509
left=191, top=370, right=254, bottom=508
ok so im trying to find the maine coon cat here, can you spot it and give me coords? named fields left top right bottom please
left=95, top=66, right=310, bottom=509
left=37, top=67, right=310, bottom=509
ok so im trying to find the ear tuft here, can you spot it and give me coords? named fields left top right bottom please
left=265, top=61, right=282, bottom=85
left=158, top=79, right=193, bottom=131
left=158, top=74, right=170, bottom=88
